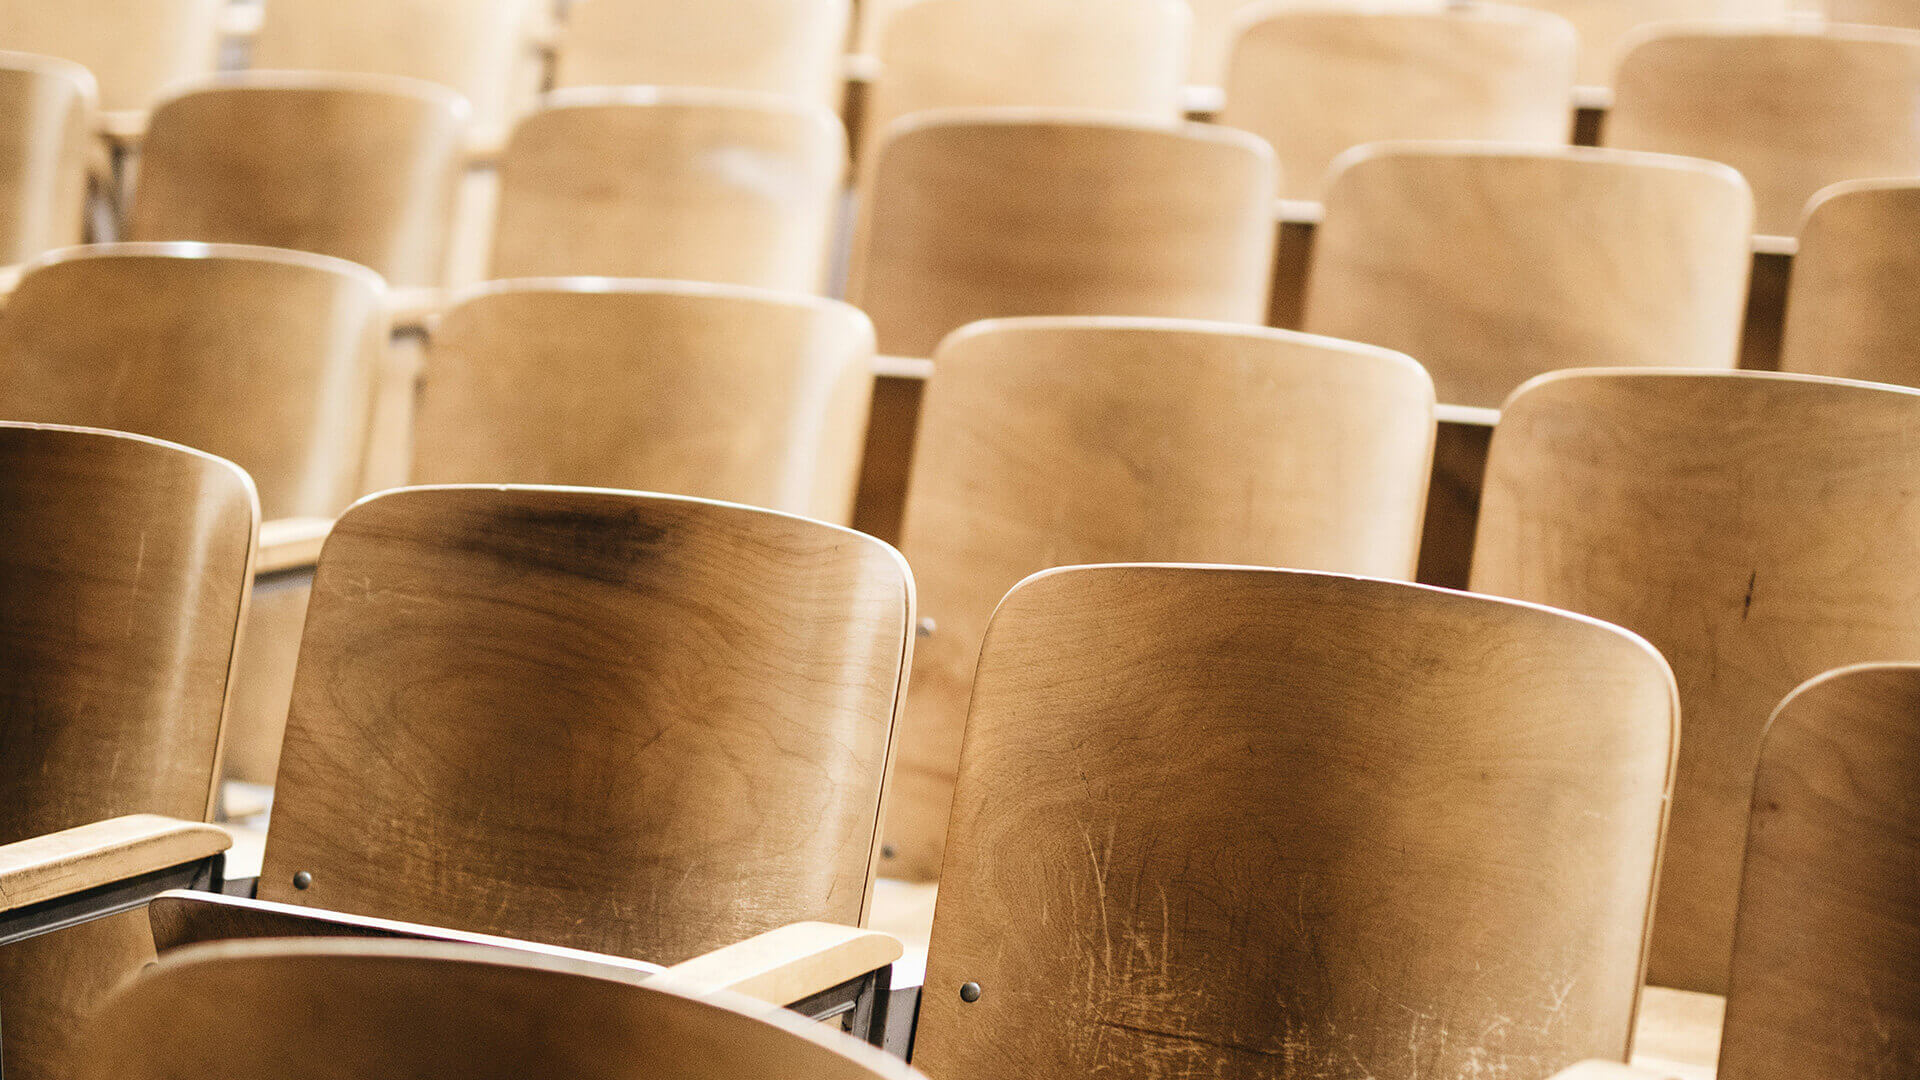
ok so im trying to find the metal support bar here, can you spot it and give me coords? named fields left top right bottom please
left=786, top=963, right=892, bottom=1047
left=882, top=984, right=922, bottom=1061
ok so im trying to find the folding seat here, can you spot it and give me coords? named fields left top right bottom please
left=1606, top=22, right=1920, bottom=236
left=412, top=280, right=876, bottom=525
left=1777, top=180, right=1920, bottom=386
left=0, top=423, right=255, bottom=1080
left=555, top=0, right=853, bottom=111
left=126, top=73, right=469, bottom=289
left=1471, top=369, right=1920, bottom=996
left=900, top=563, right=1676, bottom=1075
left=0, top=53, right=94, bottom=266
left=1507, top=0, right=1791, bottom=89
left=1828, top=0, right=1920, bottom=27
left=0, top=0, right=221, bottom=125
left=489, top=89, right=845, bottom=292
left=880, top=317, right=1435, bottom=879
left=1220, top=4, right=1578, bottom=202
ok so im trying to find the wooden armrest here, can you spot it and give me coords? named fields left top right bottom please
left=1435, top=403, right=1501, bottom=428
left=98, top=110, right=149, bottom=151
left=1274, top=198, right=1325, bottom=225
left=656, top=922, right=903, bottom=1006
left=1182, top=84, right=1225, bottom=117
left=1542, top=1063, right=1676, bottom=1080
left=873, top=355, right=933, bottom=380
left=1751, top=234, right=1798, bottom=257
left=386, top=286, right=446, bottom=333
left=218, top=1, right=264, bottom=38
left=257, top=517, right=333, bottom=575
left=0, top=816, right=229, bottom=913
left=0, top=263, right=24, bottom=302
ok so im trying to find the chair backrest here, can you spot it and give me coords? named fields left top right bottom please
left=1718, top=664, right=1920, bottom=1080
left=128, top=73, right=470, bottom=288
left=0, top=52, right=93, bottom=264
left=0, top=0, right=221, bottom=114
left=250, top=0, right=540, bottom=140
left=862, top=0, right=1189, bottom=161
left=489, top=89, right=844, bottom=291
left=1188, top=0, right=1449, bottom=86
left=1829, top=0, right=1920, bottom=28
left=883, top=317, right=1436, bottom=880
left=0, top=423, right=255, bottom=839
left=915, top=564, right=1677, bottom=1079
left=1606, top=23, right=1920, bottom=236
left=81, top=939, right=919, bottom=1080
left=1303, top=143, right=1753, bottom=409
left=1220, top=4, right=1578, bottom=202
left=412, top=280, right=876, bottom=524
left=555, top=0, right=852, bottom=110
left=1470, top=369, right=1920, bottom=995
left=1507, top=0, right=1791, bottom=86
left=1778, top=179, right=1920, bottom=386
left=0, top=244, right=389, bottom=521
left=257, top=486, right=913, bottom=964
left=849, top=113, right=1276, bottom=358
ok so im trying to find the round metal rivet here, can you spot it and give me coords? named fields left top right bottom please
left=292, top=871, right=313, bottom=890
left=917, top=618, right=936, bottom=638
left=959, top=982, right=982, bottom=1003
left=881, top=844, right=898, bottom=860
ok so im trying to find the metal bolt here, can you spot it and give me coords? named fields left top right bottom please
left=881, top=844, right=898, bottom=860
left=917, top=618, right=936, bottom=638
left=959, top=982, right=982, bottom=1003
left=292, top=871, right=313, bottom=890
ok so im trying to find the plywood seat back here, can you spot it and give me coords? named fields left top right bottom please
left=0, top=0, right=222, bottom=114
left=0, top=52, right=94, bottom=264
left=1778, top=179, right=1920, bottom=387
left=555, top=0, right=852, bottom=110
left=1506, top=0, right=1790, bottom=87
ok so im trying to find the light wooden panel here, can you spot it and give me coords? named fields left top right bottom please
left=1190, top=0, right=1445, bottom=86
left=0, top=0, right=222, bottom=114
left=128, top=73, right=469, bottom=288
left=883, top=317, right=1436, bottom=880
left=0, top=52, right=93, bottom=264
left=555, top=0, right=852, bottom=110
left=412, top=280, right=876, bottom=524
left=1220, top=4, right=1577, bottom=201
left=1471, top=369, right=1920, bottom=995
left=490, top=89, right=845, bottom=292
left=1507, top=0, right=1791, bottom=86
left=258, top=487, right=913, bottom=964
left=1778, top=179, right=1920, bottom=386
left=1829, top=0, right=1920, bottom=27
left=1303, top=143, right=1753, bottom=409
left=916, top=565, right=1677, bottom=1078
left=1719, top=664, right=1920, bottom=1079
left=1606, top=23, right=1920, bottom=235
left=849, top=113, right=1276, bottom=358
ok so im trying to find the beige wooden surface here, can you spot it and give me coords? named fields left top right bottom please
left=0, top=816, right=229, bottom=912
left=1304, top=143, right=1753, bottom=409
left=1188, top=0, right=1447, bottom=86
left=850, top=112, right=1276, bottom=358
left=128, top=72, right=469, bottom=287
left=1471, top=369, right=1920, bottom=995
left=0, top=0, right=222, bottom=115
left=916, top=564, right=1676, bottom=1079
left=1779, top=179, right=1920, bottom=386
left=1718, top=664, right=1920, bottom=1078
left=412, top=280, right=876, bottom=525
left=258, top=487, right=912, bottom=964
left=1830, top=0, right=1920, bottom=26
left=0, top=54, right=93, bottom=265
left=490, top=88, right=845, bottom=292
left=555, top=0, right=852, bottom=110
left=1221, top=4, right=1578, bottom=201
left=653, top=922, right=903, bottom=1004
left=1606, top=22, right=1920, bottom=235
left=1507, top=0, right=1791, bottom=86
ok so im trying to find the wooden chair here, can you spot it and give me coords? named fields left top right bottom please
left=127, top=73, right=470, bottom=289
left=1716, top=664, right=1920, bottom=1079
left=554, top=0, right=852, bottom=110
left=1606, top=22, right=1920, bottom=236
left=249, top=0, right=544, bottom=147
left=1187, top=0, right=1450, bottom=88
left=881, top=317, right=1436, bottom=880
left=849, top=113, right=1276, bottom=358
left=1507, top=0, right=1792, bottom=88
left=1303, top=143, right=1753, bottom=409
left=1778, top=179, right=1920, bottom=386
left=82, top=938, right=920, bottom=1080
left=0, top=0, right=221, bottom=121
left=412, top=280, right=876, bottom=525
left=0, top=52, right=94, bottom=266
left=0, top=422, right=253, bottom=1080
left=1220, top=4, right=1578, bottom=202
left=909, top=563, right=1677, bottom=1076
left=1829, top=0, right=1920, bottom=27
left=489, top=89, right=845, bottom=292
left=861, top=0, right=1189, bottom=163
left=1470, top=369, right=1920, bottom=996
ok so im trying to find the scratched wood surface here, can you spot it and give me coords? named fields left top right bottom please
left=917, top=565, right=1678, bottom=1080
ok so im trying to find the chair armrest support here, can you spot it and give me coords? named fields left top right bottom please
left=656, top=922, right=903, bottom=1006
left=0, top=816, right=229, bottom=945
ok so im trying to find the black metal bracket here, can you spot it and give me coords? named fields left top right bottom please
left=786, top=963, right=892, bottom=1047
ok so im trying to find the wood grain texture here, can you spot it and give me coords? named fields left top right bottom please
left=555, top=0, right=852, bottom=110
left=849, top=113, right=1277, bottom=358
left=0, top=244, right=389, bottom=520
left=1606, top=22, right=1920, bottom=235
left=128, top=73, right=470, bottom=288
left=1303, top=143, right=1753, bottom=408
left=1778, top=179, right=1920, bottom=386
left=79, top=938, right=921, bottom=1080
left=413, top=280, right=875, bottom=525
left=1717, top=664, right=1920, bottom=1079
left=1470, top=369, right=1920, bottom=995
left=0, top=53, right=92, bottom=265
left=1830, top=0, right=1920, bottom=27
left=0, top=0, right=221, bottom=114
left=0, top=908, right=156, bottom=1080
left=1506, top=0, right=1790, bottom=86
left=916, top=565, right=1677, bottom=1080
left=1220, top=4, right=1578, bottom=201
left=259, top=486, right=913, bottom=964
left=490, top=88, right=845, bottom=292
left=0, top=816, right=228, bottom=912
left=654, top=922, right=902, bottom=1004
left=883, top=317, right=1436, bottom=880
